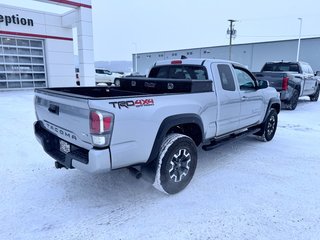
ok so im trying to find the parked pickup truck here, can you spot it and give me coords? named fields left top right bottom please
left=34, top=59, right=280, bottom=194
left=254, top=61, right=320, bottom=110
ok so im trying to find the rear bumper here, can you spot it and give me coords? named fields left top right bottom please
left=34, top=121, right=111, bottom=173
left=280, top=90, right=290, bottom=101
left=279, top=89, right=292, bottom=102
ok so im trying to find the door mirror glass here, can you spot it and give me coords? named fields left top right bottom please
left=258, top=79, right=269, bottom=89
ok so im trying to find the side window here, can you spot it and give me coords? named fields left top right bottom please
left=307, top=65, right=313, bottom=74
left=217, top=64, right=235, bottom=91
left=301, top=64, right=309, bottom=74
left=234, top=68, right=256, bottom=91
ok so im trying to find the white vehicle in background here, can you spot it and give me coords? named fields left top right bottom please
left=95, top=69, right=123, bottom=86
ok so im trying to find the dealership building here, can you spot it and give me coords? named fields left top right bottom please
left=133, top=37, right=320, bottom=75
left=0, top=0, right=95, bottom=90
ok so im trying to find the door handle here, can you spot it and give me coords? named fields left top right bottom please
left=48, top=104, right=59, bottom=115
left=241, top=96, right=248, bottom=101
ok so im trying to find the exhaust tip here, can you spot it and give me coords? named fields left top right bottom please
left=55, top=161, right=64, bottom=169
left=128, top=167, right=142, bottom=179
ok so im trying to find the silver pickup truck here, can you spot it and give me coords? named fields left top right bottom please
left=34, top=59, right=280, bottom=194
left=254, top=61, right=320, bottom=110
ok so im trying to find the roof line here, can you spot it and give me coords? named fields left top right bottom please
left=137, top=37, right=320, bottom=55
left=0, top=30, right=73, bottom=41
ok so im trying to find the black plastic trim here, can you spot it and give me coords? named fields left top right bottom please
left=34, top=121, right=89, bottom=169
left=263, top=97, right=281, bottom=122
left=147, top=114, right=204, bottom=163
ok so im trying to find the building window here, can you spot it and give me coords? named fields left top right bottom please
left=2, top=38, right=16, bottom=46
left=17, top=39, right=29, bottom=47
left=0, top=36, right=46, bottom=90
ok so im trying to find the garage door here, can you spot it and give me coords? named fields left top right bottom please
left=0, top=36, right=47, bottom=90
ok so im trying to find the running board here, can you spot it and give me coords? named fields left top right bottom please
left=202, top=128, right=260, bottom=151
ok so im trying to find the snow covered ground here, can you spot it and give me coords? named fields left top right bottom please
left=1, top=90, right=320, bottom=240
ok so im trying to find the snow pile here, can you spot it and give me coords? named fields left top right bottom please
left=1, top=91, right=320, bottom=240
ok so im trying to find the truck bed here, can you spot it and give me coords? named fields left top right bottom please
left=35, top=77, right=212, bottom=99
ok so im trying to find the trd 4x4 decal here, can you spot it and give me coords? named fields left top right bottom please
left=109, top=99, right=154, bottom=109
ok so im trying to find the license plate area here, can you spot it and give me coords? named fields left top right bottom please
left=59, top=140, right=71, bottom=154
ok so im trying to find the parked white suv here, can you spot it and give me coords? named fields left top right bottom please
left=95, top=69, right=123, bottom=85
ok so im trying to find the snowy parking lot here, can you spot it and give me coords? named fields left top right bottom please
left=1, top=90, right=320, bottom=240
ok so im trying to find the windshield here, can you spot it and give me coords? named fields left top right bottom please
left=95, top=69, right=112, bottom=75
left=262, top=63, right=301, bottom=73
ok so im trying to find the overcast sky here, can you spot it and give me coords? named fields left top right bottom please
left=1, top=0, right=320, bottom=61
left=91, top=0, right=320, bottom=61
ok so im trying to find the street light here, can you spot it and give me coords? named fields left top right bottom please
left=296, top=18, right=302, bottom=62
left=227, top=19, right=237, bottom=60
left=132, top=42, right=138, bottom=73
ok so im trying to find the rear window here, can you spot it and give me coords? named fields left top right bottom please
left=149, top=65, right=208, bottom=80
left=96, top=69, right=111, bottom=74
left=262, top=63, right=300, bottom=73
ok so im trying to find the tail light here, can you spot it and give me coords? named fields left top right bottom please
left=282, top=77, right=289, bottom=90
left=90, top=110, right=114, bottom=147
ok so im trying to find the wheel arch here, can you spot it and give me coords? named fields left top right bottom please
left=147, top=114, right=204, bottom=164
left=263, top=98, right=281, bottom=122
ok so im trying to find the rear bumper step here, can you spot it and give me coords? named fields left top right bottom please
left=34, top=121, right=88, bottom=169
left=34, top=121, right=112, bottom=173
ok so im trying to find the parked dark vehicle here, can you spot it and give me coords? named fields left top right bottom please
left=254, top=61, right=320, bottom=110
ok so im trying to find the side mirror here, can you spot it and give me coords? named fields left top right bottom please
left=315, top=71, right=320, bottom=76
left=258, top=79, right=269, bottom=89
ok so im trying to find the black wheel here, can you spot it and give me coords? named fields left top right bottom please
left=286, top=89, right=299, bottom=110
left=255, top=109, right=278, bottom=142
left=309, top=86, right=320, bottom=102
left=153, top=133, right=197, bottom=194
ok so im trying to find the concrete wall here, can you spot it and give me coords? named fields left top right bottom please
left=0, top=4, right=74, bottom=87
left=0, top=0, right=95, bottom=88
left=135, top=38, right=320, bottom=74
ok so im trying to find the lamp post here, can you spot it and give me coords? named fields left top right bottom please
left=296, top=18, right=302, bottom=61
left=227, top=19, right=237, bottom=60
left=132, top=42, right=138, bottom=73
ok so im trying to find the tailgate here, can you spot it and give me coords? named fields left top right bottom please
left=35, top=91, right=92, bottom=150
left=254, top=72, right=287, bottom=91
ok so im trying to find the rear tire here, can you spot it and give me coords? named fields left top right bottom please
left=309, top=86, right=320, bottom=102
left=153, top=134, right=197, bottom=194
left=255, top=108, right=278, bottom=142
left=286, top=89, right=299, bottom=110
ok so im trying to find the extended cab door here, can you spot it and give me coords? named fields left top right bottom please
left=212, top=63, right=241, bottom=135
left=233, top=65, right=264, bottom=129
